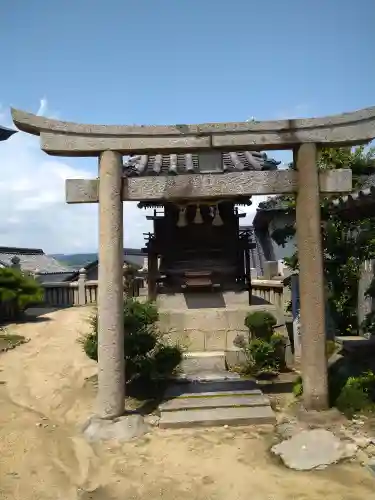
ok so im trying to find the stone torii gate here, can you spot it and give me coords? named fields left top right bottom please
left=11, top=106, right=375, bottom=419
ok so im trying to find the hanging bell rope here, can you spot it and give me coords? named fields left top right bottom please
left=212, top=205, right=223, bottom=226
left=177, top=206, right=187, bottom=227
left=193, top=204, right=204, bottom=224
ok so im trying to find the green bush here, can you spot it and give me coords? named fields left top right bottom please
left=81, top=298, right=183, bottom=398
left=0, top=268, right=43, bottom=321
left=244, top=310, right=277, bottom=340
left=241, top=311, right=284, bottom=376
left=292, top=368, right=375, bottom=418
left=243, top=333, right=286, bottom=376
left=123, top=297, right=159, bottom=334
left=336, top=371, right=375, bottom=418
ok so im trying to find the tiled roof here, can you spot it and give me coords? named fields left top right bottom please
left=257, top=197, right=291, bottom=212
left=66, top=248, right=146, bottom=281
left=331, top=173, right=375, bottom=208
left=36, top=272, right=75, bottom=284
left=0, top=247, right=71, bottom=274
left=0, top=125, right=17, bottom=142
left=123, top=151, right=280, bottom=177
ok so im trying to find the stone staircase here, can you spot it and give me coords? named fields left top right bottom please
left=158, top=352, right=276, bottom=429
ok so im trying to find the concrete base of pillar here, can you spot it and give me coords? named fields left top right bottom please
left=83, top=414, right=149, bottom=443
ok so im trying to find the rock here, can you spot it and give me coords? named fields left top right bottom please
left=275, top=421, right=306, bottom=440
left=271, top=429, right=358, bottom=471
left=83, top=414, right=149, bottom=443
left=366, top=444, right=375, bottom=457
left=352, top=436, right=372, bottom=449
left=144, top=414, right=160, bottom=427
left=352, top=418, right=365, bottom=426
left=356, top=449, right=371, bottom=465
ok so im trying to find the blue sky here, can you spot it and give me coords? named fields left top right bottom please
left=0, top=0, right=374, bottom=253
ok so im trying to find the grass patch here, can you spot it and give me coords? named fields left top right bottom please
left=0, top=329, right=28, bottom=353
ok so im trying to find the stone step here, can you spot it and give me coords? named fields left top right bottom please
left=164, top=379, right=259, bottom=399
left=159, top=405, right=275, bottom=429
left=176, top=389, right=263, bottom=398
left=175, top=371, right=241, bottom=382
left=160, top=393, right=270, bottom=412
left=181, top=352, right=225, bottom=373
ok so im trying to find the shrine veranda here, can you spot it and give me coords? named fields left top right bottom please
left=11, top=106, right=375, bottom=418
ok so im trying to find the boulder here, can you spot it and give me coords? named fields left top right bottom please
left=271, top=429, right=357, bottom=470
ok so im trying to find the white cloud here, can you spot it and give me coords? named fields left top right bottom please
left=0, top=100, right=152, bottom=254
left=36, top=97, right=48, bottom=117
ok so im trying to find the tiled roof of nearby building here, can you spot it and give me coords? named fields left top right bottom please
left=123, top=151, right=280, bottom=177
left=36, top=272, right=76, bottom=284
left=66, top=248, right=146, bottom=281
left=257, top=197, right=291, bottom=212
left=0, top=247, right=71, bottom=274
left=0, top=125, right=17, bottom=141
left=253, top=198, right=293, bottom=231
left=330, top=173, right=375, bottom=211
left=254, top=172, right=375, bottom=223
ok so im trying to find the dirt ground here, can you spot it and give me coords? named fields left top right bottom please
left=0, top=307, right=374, bottom=500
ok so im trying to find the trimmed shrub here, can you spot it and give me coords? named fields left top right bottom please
left=0, top=268, right=43, bottom=321
left=244, top=310, right=277, bottom=340
left=292, top=367, right=375, bottom=418
left=336, top=371, right=375, bottom=418
left=242, top=333, right=286, bottom=376
left=81, top=298, right=183, bottom=398
left=240, top=311, right=285, bottom=376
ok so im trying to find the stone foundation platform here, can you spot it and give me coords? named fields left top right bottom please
left=157, top=291, right=287, bottom=352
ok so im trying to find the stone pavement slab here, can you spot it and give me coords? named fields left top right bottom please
left=159, top=393, right=270, bottom=412
left=159, top=405, right=275, bottom=429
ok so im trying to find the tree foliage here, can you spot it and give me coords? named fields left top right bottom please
left=0, top=268, right=43, bottom=319
left=81, top=298, right=183, bottom=398
left=266, top=146, right=375, bottom=335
